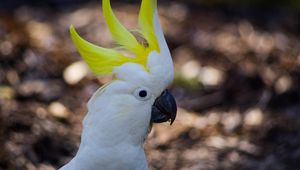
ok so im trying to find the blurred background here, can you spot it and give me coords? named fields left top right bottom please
left=1, top=0, right=300, bottom=169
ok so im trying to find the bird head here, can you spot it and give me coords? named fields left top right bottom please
left=70, top=0, right=176, bottom=143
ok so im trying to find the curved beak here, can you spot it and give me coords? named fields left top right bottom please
left=151, top=90, right=177, bottom=125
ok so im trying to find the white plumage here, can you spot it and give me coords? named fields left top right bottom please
left=60, top=0, right=175, bottom=169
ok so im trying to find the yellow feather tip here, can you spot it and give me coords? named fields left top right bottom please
left=70, top=25, right=129, bottom=75
left=69, top=0, right=160, bottom=75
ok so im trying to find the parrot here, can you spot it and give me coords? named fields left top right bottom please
left=60, top=0, right=176, bottom=169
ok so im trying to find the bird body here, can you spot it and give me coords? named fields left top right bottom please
left=60, top=0, right=176, bottom=169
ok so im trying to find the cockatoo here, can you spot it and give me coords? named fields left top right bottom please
left=60, top=0, right=176, bottom=169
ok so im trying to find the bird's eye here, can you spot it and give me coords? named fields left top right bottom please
left=139, top=90, right=147, bottom=97
left=134, top=87, right=151, bottom=101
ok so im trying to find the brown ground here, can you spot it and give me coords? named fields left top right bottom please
left=1, top=1, right=300, bottom=170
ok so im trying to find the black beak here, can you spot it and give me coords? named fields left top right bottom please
left=151, top=90, right=177, bottom=125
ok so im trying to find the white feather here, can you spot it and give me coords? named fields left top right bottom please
left=60, top=79, right=152, bottom=170
left=61, top=2, right=174, bottom=169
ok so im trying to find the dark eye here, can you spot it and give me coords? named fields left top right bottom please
left=139, top=90, right=147, bottom=98
left=134, top=87, right=151, bottom=101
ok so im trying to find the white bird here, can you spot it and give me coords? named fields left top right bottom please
left=60, top=0, right=176, bottom=169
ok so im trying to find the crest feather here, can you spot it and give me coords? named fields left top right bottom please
left=103, top=0, right=145, bottom=56
left=70, top=25, right=130, bottom=74
left=69, top=0, right=161, bottom=75
left=139, top=0, right=160, bottom=52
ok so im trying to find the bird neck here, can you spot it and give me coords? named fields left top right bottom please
left=80, top=109, right=150, bottom=149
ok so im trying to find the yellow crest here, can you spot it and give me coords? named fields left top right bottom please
left=70, top=0, right=160, bottom=75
